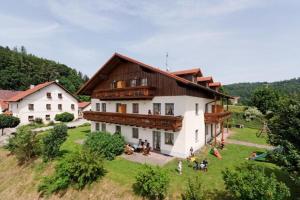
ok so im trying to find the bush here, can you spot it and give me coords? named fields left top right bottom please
left=5, top=126, right=40, bottom=164
left=55, top=112, right=74, bottom=122
left=41, top=124, right=68, bottom=161
left=84, top=132, right=125, bottom=160
left=38, top=150, right=105, bottom=196
left=34, top=117, right=43, bottom=124
left=222, top=163, right=290, bottom=200
left=0, top=114, right=20, bottom=135
left=48, top=121, right=55, bottom=126
left=134, top=165, right=170, bottom=200
left=182, top=176, right=204, bottom=200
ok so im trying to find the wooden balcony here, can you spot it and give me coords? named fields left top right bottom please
left=84, top=111, right=183, bottom=132
left=92, top=86, right=156, bottom=100
left=205, top=105, right=231, bottom=123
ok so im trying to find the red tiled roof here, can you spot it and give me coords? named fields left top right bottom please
left=171, top=68, right=202, bottom=76
left=77, top=53, right=231, bottom=98
left=0, top=90, right=22, bottom=101
left=209, top=82, right=221, bottom=87
left=0, top=100, right=8, bottom=111
left=197, top=76, right=213, bottom=82
left=78, top=102, right=91, bottom=108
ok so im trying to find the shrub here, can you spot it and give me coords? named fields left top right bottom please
left=134, top=165, right=170, bottom=200
left=55, top=112, right=74, bottom=122
left=0, top=114, right=20, bottom=135
left=5, top=126, right=40, bottom=164
left=34, top=117, right=43, bottom=124
left=38, top=150, right=105, bottom=196
left=182, top=176, right=204, bottom=200
left=48, top=121, right=55, bottom=126
left=222, top=163, right=290, bottom=200
left=84, top=132, right=125, bottom=160
left=41, top=124, right=68, bottom=161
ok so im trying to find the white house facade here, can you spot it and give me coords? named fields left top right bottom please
left=78, top=53, right=231, bottom=158
left=7, top=82, right=79, bottom=125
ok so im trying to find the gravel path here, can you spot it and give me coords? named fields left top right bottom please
left=226, top=139, right=274, bottom=150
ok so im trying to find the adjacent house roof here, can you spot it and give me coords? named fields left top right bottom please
left=7, top=81, right=79, bottom=102
left=77, top=53, right=232, bottom=99
left=0, top=90, right=22, bottom=100
left=197, top=76, right=213, bottom=83
left=171, top=68, right=202, bottom=76
left=0, top=100, right=8, bottom=111
left=78, top=102, right=91, bottom=109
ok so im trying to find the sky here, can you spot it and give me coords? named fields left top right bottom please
left=0, top=0, right=299, bottom=84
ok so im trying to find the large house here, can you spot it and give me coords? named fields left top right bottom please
left=6, top=81, right=79, bottom=125
left=77, top=53, right=231, bottom=158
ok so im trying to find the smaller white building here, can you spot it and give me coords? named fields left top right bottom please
left=78, top=102, right=91, bottom=118
left=7, top=81, right=79, bottom=125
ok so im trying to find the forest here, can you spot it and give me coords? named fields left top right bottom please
left=0, top=46, right=89, bottom=94
left=223, top=78, right=300, bottom=105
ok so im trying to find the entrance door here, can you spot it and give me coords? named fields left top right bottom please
left=152, top=131, right=161, bottom=151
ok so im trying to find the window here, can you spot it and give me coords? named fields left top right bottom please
left=95, top=122, right=100, bottom=131
left=132, top=128, right=139, bottom=139
left=47, top=92, right=52, bottom=99
left=153, top=103, right=161, bottom=115
left=141, top=78, right=148, bottom=86
left=111, top=81, right=116, bottom=89
left=195, top=103, right=199, bottom=115
left=116, top=103, right=126, bottom=113
left=195, top=130, right=199, bottom=143
left=71, top=104, right=75, bottom=110
left=130, top=79, right=137, bottom=87
left=28, top=115, right=34, bottom=122
left=96, top=103, right=100, bottom=111
left=28, top=104, right=34, bottom=110
left=165, top=132, right=174, bottom=145
left=101, top=123, right=106, bottom=132
left=132, top=103, right=139, bottom=114
left=58, top=104, right=62, bottom=110
left=115, top=125, right=121, bottom=134
left=45, top=115, right=51, bottom=121
left=165, top=103, right=174, bottom=116
left=102, top=103, right=106, bottom=112
left=46, top=104, right=51, bottom=110
left=58, top=93, right=62, bottom=99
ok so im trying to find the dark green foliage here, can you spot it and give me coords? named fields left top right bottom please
left=0, top=114, right=20, bottom=135
left=78, top=95, right=91, bottom=102
left=0, top=46, right=88, bottom=93
left=223, top=78, right=300, bottom=105
left=38, top=150, right=105, bottom=196
left=34, top=117, right=43, bottom=124
left=41, top=124, right=68, bottom=161
left=5, top=126, right=40, bottom=165
left=134, top=165, right=170, bottom=200
left=182, top=176, right=204, bottom=200
left=268, top=95, right=300, bottom=183
left=84, top=132, right=125, bottom=160
left=222, top=164, right=290, bottom=200
left=250, top=87, right=280, bottom=114
left=54, top=112, right=74, bottom=122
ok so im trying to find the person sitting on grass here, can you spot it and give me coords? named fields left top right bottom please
left=200, top=159, right=208, bottom=172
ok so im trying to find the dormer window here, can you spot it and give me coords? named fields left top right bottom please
left=141, top=78, right=148, bottom=86
left=47, top=92, right=52, bottom=99
left=58, top=93, right=62, bottom=99
left=130, top=79, right=137, bottom=87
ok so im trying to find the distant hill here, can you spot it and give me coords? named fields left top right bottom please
left=223, top=78, right=300, bottom=105
left=0, top=46, right=89, bottom=94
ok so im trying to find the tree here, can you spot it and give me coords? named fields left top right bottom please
left=250, top=86, right=280, bottom=114
left=268, top=95, right=300, bottom=183
left=134, top=165, right=170, bottom=200
left=0, top=114, right=20, bottom=135
left=41, top=124, right=68, bottom=161
left=54, top=112, right=74, bottom=122
left=5, top=126, right=40, bottom=165
left=222, top=163, right=290, bottom=200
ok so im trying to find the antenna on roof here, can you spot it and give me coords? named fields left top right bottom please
left=165, top=52, right=170, bottom=72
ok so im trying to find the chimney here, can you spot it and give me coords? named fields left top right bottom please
left=30, top=85, right=35, bottom=89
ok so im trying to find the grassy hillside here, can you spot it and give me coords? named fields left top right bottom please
left=224, top=78, right=300, bottom=105
left=0, top=46, right=88, bottom=93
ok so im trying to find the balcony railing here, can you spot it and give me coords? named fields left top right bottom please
left=205, top=105, right=231, bottom=123
left=92, top=86, right=156, bottom=100
left=84, top=111, right=183, bottom=132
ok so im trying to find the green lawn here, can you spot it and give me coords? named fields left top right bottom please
left=57, top=125, right=299, bottom=199
left=229, top=127, right=269, bottom=145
